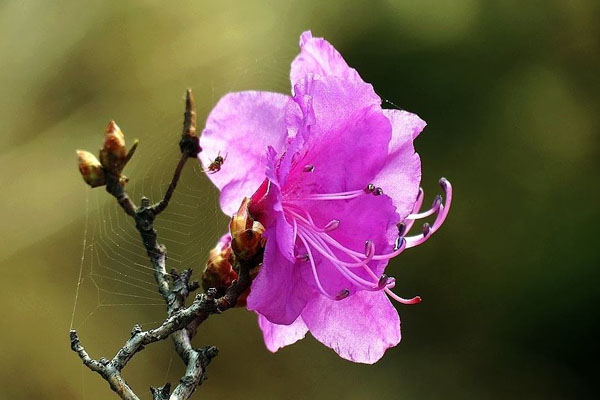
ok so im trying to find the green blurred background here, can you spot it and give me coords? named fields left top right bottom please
left=1, top=0, right=599, bottom=399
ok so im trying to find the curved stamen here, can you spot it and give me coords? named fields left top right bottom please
left=310, top=229, right=417, bottom=304
left=320, top=230, right=408, bottom=261
left=300, top=223, right=395, bottom=288
left=404, top=187, right=424, bottom=234
left=405, top=178, right=452, bottom=249
left=300, top=190, right=365, bottom=201
left=297, top=232, right=340, bottom=301
left=384, top=288, right=421, bottom=305
left=406, top=195, right=441, bottom=220
left=286, top=209, right=338, bottom=233
left=298, top=226, right=380, bottom=290
left=323, top=219, right=340, bottom=232
left=296, top=220, right=417, bottom=304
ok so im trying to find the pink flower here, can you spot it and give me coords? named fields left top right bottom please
left=199, top=31, right=452, bottom=363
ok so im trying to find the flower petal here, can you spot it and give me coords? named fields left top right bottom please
left=284, top=75, right=391, bottom=197
left=301, top=290, right=401, bottom=364
left=199, top=91, right=291, bottom=215
left=290, top=31, right=377, bottom=106
left=246, top=231, right=313, bottom=325
left=257, top=313, right=309, bottom=352
left=373, top=109, right=426, bottom=219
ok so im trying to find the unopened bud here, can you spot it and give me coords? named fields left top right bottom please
left=230, top=198, right=266, bottom=261
left=202, top=235, right=237, bottom=294
left=99, top=121, right=127, bottom=172
left=76, top=150, right=106, bottom=188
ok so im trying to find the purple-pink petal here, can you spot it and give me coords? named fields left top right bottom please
left=373, top=109, right=426, bottom=219
left=283, top=75, right=391, bottom=197
left=290, top=31, right=378, bottom=108
left=246, top=231, right=313, bottom=325
left=199, top=91, right=292, bottom=215
left=301, top=290, right=401, bottom=364
left=258, top=314, right=309, bottom=353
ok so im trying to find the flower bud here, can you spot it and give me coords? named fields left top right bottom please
left=99, top=120, right=127, bottom=172
left=230, top=197, right=265, bottom=261
left=76, top=150, right=106, bottom=188
left=202, top=234, right=237, bottom=294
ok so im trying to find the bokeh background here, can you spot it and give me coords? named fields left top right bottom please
left=1, top=0, right=599, bottom=399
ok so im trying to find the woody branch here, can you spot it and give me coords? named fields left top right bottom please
left=70, top=90, right=253, bottom=400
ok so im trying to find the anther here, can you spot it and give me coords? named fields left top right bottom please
left=323, top=219, right=340, bottom=232
left=374, top=187, right=384, bottom=196
left=394, top=237, right=406, bottom=251
left=335, top=289, right=350, bottom=300
left=439, top=177, right=449, bottom=189
left=365, top=183, right=375, bottom=193
left=422, top=223, right=431, bottom=236
left=378, top=274, right=389, bottom=289
left=364, top=240, right=374, bottom=258
left=296, top=254, right=309, bottom=262
left=397, top=222, right=406, bottom=237
left=303, top=164, right=315, bottom=172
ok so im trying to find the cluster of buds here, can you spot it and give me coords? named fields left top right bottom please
left=76, top=121, right=138, bottom=188
left=202, top=198, right=265, bottom=307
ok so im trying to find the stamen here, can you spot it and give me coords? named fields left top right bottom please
left=364, top=240, right=374, bottom=258
left=297, top=233, right=339, bottom=301
left=422, top=222, right=431, bottom=236
left=299, top=227, right=380, bottom=289
left=303, top=164, right=314, bottom=172
left=394, top=237, right=405, bottom=251
left=378, top=274, right=390, bottom=289
left=404, top=187, right=424, bottom=234
left=406, top=195, right=441, bottom=220
left=286, top=209, right=337, bottom=233
left=384, top=288, right=422, bottom=305
left=319, top=228, right=408, bottom=261
left=323, top=219, right=340, bottom=232
left=374, top=187, right=384, bottom=196
left=397, top=222, right=406, bottom=237
left=386, top=276, right=396, bottom=288
left=365, top=183, right=375, bottom=193
left=296, top=254, right=309, bottom=262
left=405, top=178, right=452, bottom=249
left=300, top=189, right=365, bottom=201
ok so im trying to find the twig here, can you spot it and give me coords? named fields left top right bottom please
left=70, top=90, right=251, bottom=400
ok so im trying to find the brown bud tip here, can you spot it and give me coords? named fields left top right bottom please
left=76, top=150, right=106, bottom=188
left=230, top=198, right=266, bottom=261
left=202, top=241, right=237, bottom=293
left=100, top=120, right=127, bottom=171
